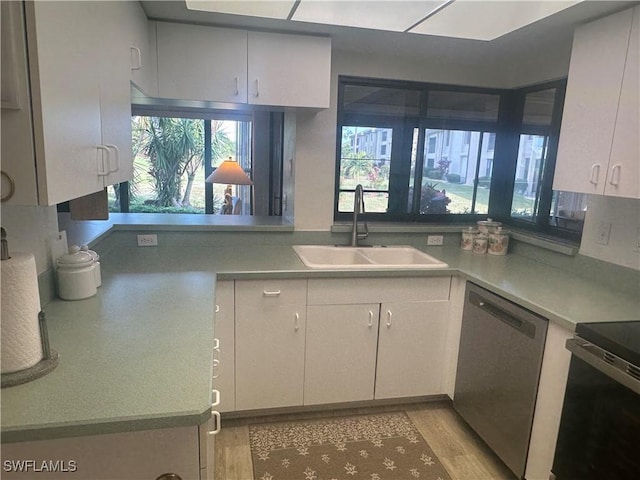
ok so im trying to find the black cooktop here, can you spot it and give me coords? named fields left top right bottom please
left=576, top=321, right=640, bottom=367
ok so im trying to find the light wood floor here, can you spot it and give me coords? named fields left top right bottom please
left=214, top=400, right=516, bottom=480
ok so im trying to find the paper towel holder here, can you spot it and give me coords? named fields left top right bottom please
left=1, top=311, right=59, bottom=388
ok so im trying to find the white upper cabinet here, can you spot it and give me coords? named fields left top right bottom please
left=156, top=23, right=331, bottom=108
left=157, top=23, right=248, bottom=103
left=554, top=7, right=639, bottom=198
left=26, top=0, right=104, bottom=206
left=127, top=4, right=158, bottom=97
left=247, top=31, right=331, bottom=108
left=607, top=7, right=639, bottom=198
left=4, top=1, right=137, bottom=206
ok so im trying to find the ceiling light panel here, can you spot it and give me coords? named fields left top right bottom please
left=185, top=0, right=296, bottom=20
left=293, top=1, right=448, bottom=32
left=410, top=0, right=581, bottom=40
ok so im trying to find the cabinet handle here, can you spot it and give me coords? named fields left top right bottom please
left=1, top=170, right=16, bottom=202
left=130, top=46, right=142, bottom=70
left=211, top=389, right=220, bottom=408
left=208, top=410, right=221, bottom=436
left=96, top=145, right=110, bottom=176
left=263, top=290, right=281, bottom=297
left=589, top=163, right=601, bottom=185
left=368, top=310, right=374, bottom=328
left=609, top=164, right=621, bottom=186
left=234, top=76, right=239, bottom=95
left=212, top=358, right=220, bottom=379
left=155, top=474, right=182, bottom=480
left=386, top=310, right=392, bottom=328
left=105, top=144, right=120, bottom=173
left=254, top=78, right=260, bottom=97
left=295, top=312, right=300, bottom=331
left=213, top=337, right=220, bottom=350
left=215, top=304, right=220, bottom=313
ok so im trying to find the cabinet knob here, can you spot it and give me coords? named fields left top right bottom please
left=155, top=474, right=182, bottom=480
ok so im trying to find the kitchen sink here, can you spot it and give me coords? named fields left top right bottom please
left=292, top=245, right=448, bottom=269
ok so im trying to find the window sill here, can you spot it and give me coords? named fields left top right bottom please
left=59, top=213, right=294, bottom=247
left=331, top=222, right=579, bottom=256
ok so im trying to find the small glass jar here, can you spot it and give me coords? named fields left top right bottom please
left=472, top=233, right=488, bottom=254
left=488, top=227, right=510, bottom=256
left=461, top=227, right=478, bottom=251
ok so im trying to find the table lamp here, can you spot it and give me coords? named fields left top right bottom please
left=205, top=157, right=253, bottom=214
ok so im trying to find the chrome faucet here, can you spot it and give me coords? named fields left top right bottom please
left=350, top=184, right=369, bottom=246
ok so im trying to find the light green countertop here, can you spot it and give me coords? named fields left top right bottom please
left=2, top=243, right=637, bottom=443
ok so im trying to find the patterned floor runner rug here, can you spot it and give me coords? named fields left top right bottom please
left=249, top=411, right=452, bottom=480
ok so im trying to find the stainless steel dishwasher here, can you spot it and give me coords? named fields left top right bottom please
left=454, top=283, right=548, bottom=480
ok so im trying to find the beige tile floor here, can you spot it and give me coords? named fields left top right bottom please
left=214, top=401, right=515, bottom=480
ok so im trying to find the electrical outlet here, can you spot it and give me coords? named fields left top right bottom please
left=427, top=235, right=444, bottom=246
left=596, top=223, right=611, bottom=245
left=137, top=234, right=158, bottom=247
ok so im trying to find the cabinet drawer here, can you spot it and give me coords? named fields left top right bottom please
left=235, top=279, right=307, bottom=307
left=307, top=277, right=450, bottom=305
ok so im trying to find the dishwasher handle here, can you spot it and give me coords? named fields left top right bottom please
left=469, top=291, right=537, bottom=339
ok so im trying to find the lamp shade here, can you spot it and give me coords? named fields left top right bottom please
left=205, top=158, right=253, bottom=185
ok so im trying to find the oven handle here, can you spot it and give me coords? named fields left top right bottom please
left=566, top=337, right=640, bottom=395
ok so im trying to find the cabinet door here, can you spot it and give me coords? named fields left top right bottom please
left=93, top=1, right=134, bottom=187
left=605, top=6, right=639, bottom=199
left=304, top=304, right=379, bottom=405
left=1, top=426, right=200, bottom=480
left=554, top=8, right=633, bottom=195
left=235, top=280, right=307, bottom=410
left=247, top=32, right=331, bottom=108
left=128, top=5, right=158, bottom=97
left=375, top=301, right=449, bottom=399
left=214, top=280, right=235, bottom=412
left=1, top=0, right=38, bottom=205
left=26, top=0, right=104, bottom=205
left=157, top=23, right=248, bottom=103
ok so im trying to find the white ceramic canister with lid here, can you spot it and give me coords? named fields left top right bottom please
left=80, top=245, right=101, bottom=287
left=477, top=218, right=502, bottom=234
left=472, top=232, right=489, bottom=254
left=461, top=227, right=478, bottom=250
left=56, top=246, right=97, bottom=300
left=488, top=227, right=510, bottom=255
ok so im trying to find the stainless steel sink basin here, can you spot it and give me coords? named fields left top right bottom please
left=292, top=245, right=447, bottom=269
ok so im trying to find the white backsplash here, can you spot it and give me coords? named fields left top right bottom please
left=580, top=196, right=640, bottom=270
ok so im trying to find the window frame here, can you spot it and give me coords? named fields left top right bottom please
left=334, top=76, right=576, bottom=241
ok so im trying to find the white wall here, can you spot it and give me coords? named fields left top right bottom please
left=1, top=205, right=59, bottom=274
left=580, top=196, right=640, bottom=270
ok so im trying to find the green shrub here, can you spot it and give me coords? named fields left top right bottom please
left=425, top=168, right=443, bottom=179
left=445, top=173, right=461, bottom=183
left=477, top=176, right=491, bottom=188
left=514, top=179, right=528, bottom=195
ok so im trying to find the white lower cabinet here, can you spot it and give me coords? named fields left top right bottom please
left=234, top=279, right=307, bottom=411
left=304, top=304, right=380, bottom=405
left=1, top=426, right=201, bottom=480
left=214, top=280, right=235, bottom=413
left=231, top=276, right=451, bottom=411
left=375, top=301, right=449, bottom=399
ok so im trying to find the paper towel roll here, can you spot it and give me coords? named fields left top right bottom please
left=1, top=253, right=43, bottom=374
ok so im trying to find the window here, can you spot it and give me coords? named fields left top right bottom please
left=107, top=110, right=284, bottom=216
left=336, top=77, right=580, bottom=240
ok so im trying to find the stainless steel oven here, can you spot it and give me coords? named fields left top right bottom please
left=552, top=321, right=640, bottom=480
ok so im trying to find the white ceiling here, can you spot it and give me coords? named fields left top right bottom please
left=140, top=1, right=638, bottom=64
